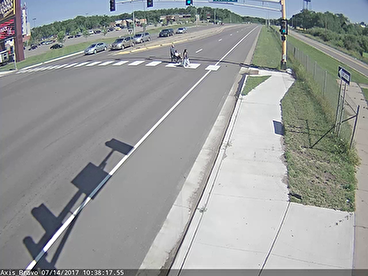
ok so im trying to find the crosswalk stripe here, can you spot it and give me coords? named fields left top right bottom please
left=98, top=61, right=115, bottom=66
left=74, top=62, right=90, bottom=67
left=65, top=63, right=78, bottom=68
left=86, top=61, right=102, bottom=67
left=112, top=61, right=128, bottom=66
left=56, top=64, right=68, bottom=69
left=165, top=63, right=178, bottom=68
left=205, top=65, right=220, bottom=71
left=186, top=63, right=200, bottom=69
left=146, top=61, right=162, bottom=67
left=128, top=61, right=144, bottom=66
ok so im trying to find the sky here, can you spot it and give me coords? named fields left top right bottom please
left=22, top=0, right=368, bottom=28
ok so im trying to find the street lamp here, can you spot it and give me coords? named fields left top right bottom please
left=32, top=18, right=36, bottom=28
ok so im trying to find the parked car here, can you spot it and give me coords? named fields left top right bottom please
left=84, top=42, right=107, bottom=55
left=133, top=32, right=151, bottom=43
left=110, top=37, right=134, bottom=50
left=74, top=33, right=81, bottom=38
left=50, top=43, right=63, bottom=49
left=159, top=28, right=174, bottom=37
left=176, top=27, right=187, bottom=34
left=88, top=30, right=94, bottom=35
left=28, top=44, right=38, bottom=50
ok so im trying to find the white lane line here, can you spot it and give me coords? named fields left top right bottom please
left=112, top=60, right=128, bottom=66
left=205, top=65, right=220, bottom=71
left=219, top=38, right=222, bottom=41
left=128, top=61, right=145, bottom=66
left=64, top=63, right=78, bottom=68
left=98, top=61, right=115, bottom=66
left=195, top=49, right=203, bottom=54
left=25, top=25, right=260, bottom=271
left=146, top=61, right=162, bottom=67
left=86, top=61, right=102, bottom=67
left=57, top=64, right=69, bottom=69
left=74, top=62, right=89, bottom=67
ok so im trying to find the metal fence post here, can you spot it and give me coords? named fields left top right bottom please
left=350, top=105, right=360, bottom=149
left=313, top=60, right=317, bottom=79
left=323, top=71, right=327, bottom=96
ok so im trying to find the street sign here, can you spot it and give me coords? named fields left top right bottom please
left=338, top=66, right=351, bottom=85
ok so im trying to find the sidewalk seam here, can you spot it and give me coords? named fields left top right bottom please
left=258, top=201, right=291, bottom=276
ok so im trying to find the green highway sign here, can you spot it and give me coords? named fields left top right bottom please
left=213, top=0, right=238, bottom=2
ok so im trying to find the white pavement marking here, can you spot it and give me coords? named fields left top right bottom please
left=205, top=65, right=220, bottom=71
left=74, top=62, right=89, bottom=67
left=186, top=63, right=200, bottom=69
left=98, top=61, right=115, bottom=66
left=64, top=63, right=78, bottom=68
left=230, top=34, right=233, bottom=36
left=219, top=38, right=222, bottom=41
left=26, top=25, right=260, bottom=271
left=165, top=63, right=178, bottom=68
left=54, top=64, right=68, bottom=69
left=195, top=49, right=203, bottom=53
left=86, top=61, right=102, bottom=67
left=128, top=61, right=145, bottom=66
left=112, top=60, right=128, bottom=66
left=146, top=61, right=162, bottom=67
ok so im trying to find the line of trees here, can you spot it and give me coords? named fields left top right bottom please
left=289, top=9, right=368, bottom=57
left=29, top=7, right=265, bottom=44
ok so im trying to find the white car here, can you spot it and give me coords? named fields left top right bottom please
left=176, top=27, right=187, bottom=34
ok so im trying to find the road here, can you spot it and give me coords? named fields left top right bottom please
left=0, top=24, right=260, bottom=269
left=290, top=30, right=368, bottom=79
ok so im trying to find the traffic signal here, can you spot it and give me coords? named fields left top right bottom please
left=280, top=19, right=288, bottom=35
left=186, top=0, right=193, bottom=5
left=110, top=0, right=115, bottom=12
left=147, top=0, right=153, bottom=7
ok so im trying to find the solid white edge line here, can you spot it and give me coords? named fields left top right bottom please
left=195, top=49, right=203, bottom=53
left=25, top=25, right=259, bottom=270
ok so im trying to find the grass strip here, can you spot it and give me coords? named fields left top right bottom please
left=251, top=25, right=358, bottom=211
left=288, top=35, right=368, bottom=86
left=242, top=75, right=270, bottom=96
left=251, top=26, right=281, bottom=69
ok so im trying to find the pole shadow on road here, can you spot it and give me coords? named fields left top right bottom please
left=23, top=138, right=133, bottom=269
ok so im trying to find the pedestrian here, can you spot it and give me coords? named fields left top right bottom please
left=182, top=49, right=190, bottom=68
left=170, top=43, right=175, bottom=62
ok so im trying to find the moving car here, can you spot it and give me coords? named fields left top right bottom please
left=133, top=32, right=151, bottom=43
left=110, top=37, right=134, bottom=50
left=176, top=27, right=187, bottom=34
left=50, top=43, right=63, bottom=49
left=84, top=42, right=107, bottom=55
left=28, top=44, right=38, bottom=50
left=159, top=28, right=174, bottom=37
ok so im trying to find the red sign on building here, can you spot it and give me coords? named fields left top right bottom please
left=0, top=16, right=15, bottom=41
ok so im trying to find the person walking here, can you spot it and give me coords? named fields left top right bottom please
left=182, top=49, right=189, bottom=68
left=170, top=43, right=176, bottom=62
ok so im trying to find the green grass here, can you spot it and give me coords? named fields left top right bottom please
left=362, top=88, right=368, bottom=102
left=242, top=75, right=270, bottom=96
left=288, top=35, right=368, bottom=86
left=251, top=25, right=359, bottom=211
left=251, top=26, right=282, bottom=69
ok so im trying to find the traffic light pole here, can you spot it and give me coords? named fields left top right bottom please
left=280, top=0, right=287, bottom=69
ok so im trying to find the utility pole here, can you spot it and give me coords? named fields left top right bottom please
left=280, top=0, right=287, bottom=69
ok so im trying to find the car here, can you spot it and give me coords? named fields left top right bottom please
left=159, top=28, right=174, bottom=37
left=88, top=30, right=94, bottom=35
left=176, top=27, right=187, bottom=34
left=28, top=44, right=37, bottom=50
left=110, top=37, right=134, bottom=50
left=50, top=43, right=63, bottom=49
left=133, top=32, right=151, bottom=43
left=74, top=34, right=81, bottom=38
left=84, top=42, right=107, bottom=55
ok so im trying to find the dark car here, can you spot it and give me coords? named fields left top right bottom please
left=50, top=43, right=63, bottom=49
left=28, top=44, right=37, bottom=50
left=159, top=28, right=174, bottom=37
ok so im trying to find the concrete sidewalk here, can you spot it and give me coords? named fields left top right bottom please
left=169, top=69, right=355, bottom=275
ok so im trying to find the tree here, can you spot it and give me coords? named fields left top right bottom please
left=57, top=31, right=65, bottom=43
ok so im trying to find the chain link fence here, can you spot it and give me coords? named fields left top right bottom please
left=287, top=41, right=359, bottom=148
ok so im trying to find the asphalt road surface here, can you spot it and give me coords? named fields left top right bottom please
left=0, top=24, right=260, bottom=269
left=290, top=30, right=368, bottom=79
